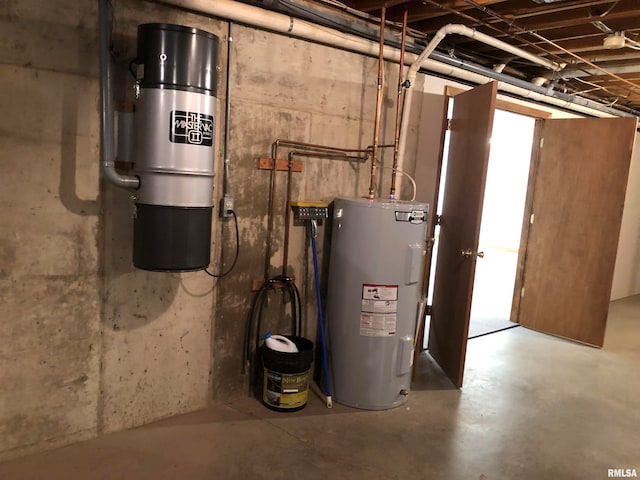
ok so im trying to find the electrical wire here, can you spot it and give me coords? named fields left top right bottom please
left=128, top=59, right=137, bottom=79
left=380, top=166, right=417, bottom=201
left=205, top=210, right=239, bottom=278
left=599, top=0, right=621, bottom=18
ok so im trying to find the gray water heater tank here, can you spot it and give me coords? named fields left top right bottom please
left=133, top=23, right=219, bottom=271
left=326, top=197, right=428, bottom=410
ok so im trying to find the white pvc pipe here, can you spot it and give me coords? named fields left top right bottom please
left=395, top=24, right=564, bottom=195
left=562, top=64, right=640, bottom=79
left=420, top=58, right=615, bottom=117
left=157, top=0, right=400, bottom=59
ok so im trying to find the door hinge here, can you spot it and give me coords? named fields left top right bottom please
left=436, top=214, right=442, bottom=225
left=520, top=287, right=525, bottom=298
left=530, top=213, right=535, bottom=225
left=446, top=118, right=452, bottom=130
left=426, top=305, right=433, bottom=316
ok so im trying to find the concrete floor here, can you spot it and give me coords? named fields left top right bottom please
left=1, top=295, right=638, bottom=480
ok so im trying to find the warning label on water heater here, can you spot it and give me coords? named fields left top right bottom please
left=361, top=284, right=398, bottom=336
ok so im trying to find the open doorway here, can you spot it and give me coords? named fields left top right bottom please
left=425, top=106, right=536, bottom=345
left=468, top=110, right=536, bottom=337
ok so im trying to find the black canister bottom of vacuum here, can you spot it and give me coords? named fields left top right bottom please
left=133, top=203, right=212, bottom=272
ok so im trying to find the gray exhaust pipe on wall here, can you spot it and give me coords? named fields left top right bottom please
left=98, top=0, right=140, bottom=190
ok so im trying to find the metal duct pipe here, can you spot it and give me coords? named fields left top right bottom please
left=98, top=0, right=140, bottom=190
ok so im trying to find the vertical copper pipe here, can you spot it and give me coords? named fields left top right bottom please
left=390, top=8, right=408, bottom=200
left=264, top=140, right=280, bottom=278
left=282, top=151, right=294, bottom=276
left=368, top=6, right=386, bottom=200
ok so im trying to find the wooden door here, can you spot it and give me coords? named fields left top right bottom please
left=517, top=117, right=637, bottom=346
left=428, top=81, right=497, bottom=388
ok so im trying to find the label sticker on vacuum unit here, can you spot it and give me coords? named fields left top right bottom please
left=361, top=284, right=398, bottom=336
left=170, top=110, right=214, bottom=146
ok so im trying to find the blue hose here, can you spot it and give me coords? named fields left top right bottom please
left=310, top=222, right=332, bottom=407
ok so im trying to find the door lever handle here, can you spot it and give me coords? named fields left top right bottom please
left=461, top=249, right=484, bottom=259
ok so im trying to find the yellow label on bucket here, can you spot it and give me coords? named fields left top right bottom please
left=263, top=368, right=310, bottom=409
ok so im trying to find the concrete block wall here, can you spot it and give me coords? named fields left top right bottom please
left=0, top=0, right=428, bottom=460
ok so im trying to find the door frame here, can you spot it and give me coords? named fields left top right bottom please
left=414, top=84, right=555, bottom=386
left=424, top=85, right=552, bottom=321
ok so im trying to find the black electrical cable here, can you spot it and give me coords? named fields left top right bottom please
left=243, top=275, right=303, bottom=379
left=205, top=210, right=239, bottom=278
left=128, top=59, right=138, bottom=79
left=243, top=281, right=269, bottom=374
left=293, top=279, right=302, bottom=337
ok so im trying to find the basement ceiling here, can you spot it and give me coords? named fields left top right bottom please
left=263, top=0, right=640, bottom=116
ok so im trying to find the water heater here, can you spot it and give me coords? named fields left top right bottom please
left=133, top=24, right=219, bottom=271
left=326, top=197, right=428, bottom=409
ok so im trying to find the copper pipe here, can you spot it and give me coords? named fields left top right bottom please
left=287, top=151, right=368, bottom=161
left=281, top=149, right=368, bottom=278
left=267, top=139, right=371, bottom=280
left=390, top=7, right=408, bottom=200
left=266, top=136, right=399, bottom=277
left=282, top=151, right=295, bottom=276
left=273, top=138, right=371, bottom=154
left=368, top=6, right=386, bottom=200
left=264, top=141, right=280, bottom=279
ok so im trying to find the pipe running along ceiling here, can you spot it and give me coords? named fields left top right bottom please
left=156, top=0, right=634, bottom=119
left=307, top=0, right=640, bottom=117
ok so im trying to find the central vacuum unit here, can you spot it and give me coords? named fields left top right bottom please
left=133, top=23, right=219, bottom=271
left=326, top=197, right=428, bottom=410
